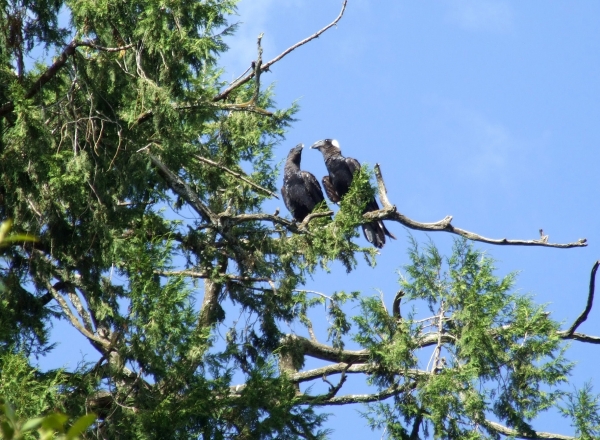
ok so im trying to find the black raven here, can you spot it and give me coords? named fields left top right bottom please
left=281, top=143, right=326, bottom=222
left=310, top=138, right=395, bottom=248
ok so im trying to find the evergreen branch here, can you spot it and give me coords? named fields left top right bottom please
left=371, top=164, right=587, bottom=249
left=192, top=154, right=279, bottom=198
left=226, top=213, right=296, bottom=228
left=299, top=211, right=334, bottom=228
left=211, top=0, right=348, bottom=102
left=285, top=333, right=454, bottom=365
left=563, top=260, right=599, bottom=336
left=223, top=211, right=332, bottom=231
left=484, top=419, right=575, bottom=440
left=0, top=39, right=135, bottom=119
left=132, top=0, right=348, bottom=123
left=215, top=103, right=273, bottom=115
left=76, top=41, right=136, bottom=52
left=154, top=269, right=270, bottom=283
left=147, top=154, right=218, bottom=223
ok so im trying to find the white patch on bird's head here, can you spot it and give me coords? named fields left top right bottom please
left=331, top=139, right=340, bottom=149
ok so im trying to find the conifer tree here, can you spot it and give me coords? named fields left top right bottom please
left=1, top=1, right=599, bottom=439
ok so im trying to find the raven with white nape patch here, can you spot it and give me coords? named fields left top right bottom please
left=281, top=143, right=326, bottom=222
left=310, top=138, right=395, bottom=248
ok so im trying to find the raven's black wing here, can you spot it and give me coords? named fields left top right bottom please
left=345, top=157, right=361, bottom=175
left=301, top=171, right=325, bottom=207
left=321, top=176, right=341, bottom=203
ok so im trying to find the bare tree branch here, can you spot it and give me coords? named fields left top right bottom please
left=291, top=363, right=369, bottom=383
left=563, top=260, right=600, bottom=336
left=66, top=290, right=94, bottom=333
left=290, top=363, right=428, bottom=384
left=211, top=1, right=348, bottom=102
left=45, top=281, right=110, bottom=350
left=559, top=331, right=600, bottom=344
left=484, top=419, right=575, bottom=440
left=192, top=155, right=278, bottom=198
left=308, top=382, right=413, bottom=407
left=288, top=334, right=369, bottom=363
left=371, top=164, right=587, bottom=249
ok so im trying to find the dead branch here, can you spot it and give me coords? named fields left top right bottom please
left=484, top=419, right=574, bottom=440
left=212, top=1, right=348, bottom=103
left=290, top=363, right=428, bottom=384
left=560, top=332, right=600, bottom=344
left=371, top=164, right=587, bottom=249
left=393, top=290, right=404, bottom=319
left=45, top=281, right=110, bottom=350
left=66, top=290, right=94, bottom=333
left=308, top=381, right=414, bottom=407
left=303, top=367, right=350, bottom=402
left=563, top=260, right=599, bottom=336
left=291, top=363, right=369, bottom=383
left=287, top=334, right=368, bottom=363
left=193, top=155, right=278, bottom=198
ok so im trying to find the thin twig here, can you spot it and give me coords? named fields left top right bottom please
left=212, top=1, right=348, bottom=102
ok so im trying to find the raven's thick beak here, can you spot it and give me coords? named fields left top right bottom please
left=310, top=140, right=325, bottom=149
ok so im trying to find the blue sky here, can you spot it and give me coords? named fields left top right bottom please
left=39, top=1, right=600, bottom=438
left=219, top=0, right=600, bottom=437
